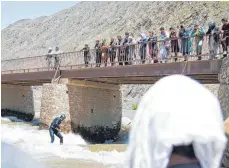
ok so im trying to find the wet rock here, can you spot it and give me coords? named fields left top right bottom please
left=1, top=109, right=34, bottom=122
left=74, top=121, right=121, bottom=143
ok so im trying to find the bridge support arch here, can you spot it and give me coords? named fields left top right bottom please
left=39, top=79, right=122, bottom=143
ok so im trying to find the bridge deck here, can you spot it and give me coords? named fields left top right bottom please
left=1, top=60, right=222, bottom=85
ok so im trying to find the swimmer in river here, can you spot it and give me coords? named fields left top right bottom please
left=49, top=114, right=66, bottom=145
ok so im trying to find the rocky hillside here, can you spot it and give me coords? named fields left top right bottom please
left=2, top=1, right=229, bottom=60
left=2, top=1, right=228, bottom=110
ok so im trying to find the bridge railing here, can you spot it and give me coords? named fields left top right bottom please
left=1, top=34, right=228, bottom=74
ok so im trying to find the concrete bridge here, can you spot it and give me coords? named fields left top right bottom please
left=1, top=50, right=229, bottom=142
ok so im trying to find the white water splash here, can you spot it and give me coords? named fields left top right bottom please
left=1, top=117, right=126, bottom=166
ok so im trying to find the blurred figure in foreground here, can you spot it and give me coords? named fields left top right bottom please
left=125, top=75, right=227, bottom=168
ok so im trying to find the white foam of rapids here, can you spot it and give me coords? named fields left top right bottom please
left=1, top=118, right=125, bottom=165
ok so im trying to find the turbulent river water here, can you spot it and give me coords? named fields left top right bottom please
left=1, top=116, right=132, bottom=168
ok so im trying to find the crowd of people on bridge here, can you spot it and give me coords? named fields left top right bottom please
left=46, top=17, right=229, bottom=69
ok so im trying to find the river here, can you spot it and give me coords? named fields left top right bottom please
left=1, top=116, right=132, bottom=168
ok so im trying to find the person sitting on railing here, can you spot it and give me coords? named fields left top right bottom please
left=108, top=38, right=117, bottom=66
left=139, top=33, right=148, bottom=64
left=46, top=47, right=54, bottom=70
left=179, top=25, right=192, bottom=61
left=221, top=17, right=229, bottom=58
left=169, top=27, right=180, bottom=62
left=53, top=46, right=62, bottom=70
left=95, top=40, right=102, bottom=67
left=206, top=21, right=220, bottom=60
left=81, top=44, right=91, bottom=67
left=159, top=27, right=170, bottom=63
left=148, top=31, right=159, bottom=63
left=191, top=24, right=205, bottom=60
left=128, top=36, right=137, bottom=65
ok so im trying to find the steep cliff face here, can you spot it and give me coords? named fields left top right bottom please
left=2, top=1, right=229, bottom=60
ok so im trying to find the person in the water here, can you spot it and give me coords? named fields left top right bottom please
left=49, top=114, right=66, bottom=145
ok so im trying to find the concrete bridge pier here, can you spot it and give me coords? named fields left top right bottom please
left=1, top=85, right=35, bottom=121
left=39, top=79, right=122, bottom=143
left=218, top=56, right=229, bottom=119
left=218, top=56, right=229, bottom=168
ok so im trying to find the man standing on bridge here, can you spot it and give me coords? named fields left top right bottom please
left=221, top=17, right=229, bottom=58
left=46, top=47, right=54, bottom=70
left=49, top=114, right=66, bottom=145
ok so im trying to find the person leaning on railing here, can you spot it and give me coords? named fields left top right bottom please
left=206, top=21, right=221, bottom=60
left=179, top=25, right=192, bottom=61
left=94, top=40, right=102, bottom=67
left=169, top=27, right=180, bottom=62
left=191, top=24, right=205, bottom=60
left=53, top=46, right=62, bottom=70
left=108, top=38, right=117, bottom=66
left=81, top=44, right=91, bottom=67
left=46, top=47, right=54, bottom=70
left=116, top=35, right=124, bottom=66
left=123, top=32, right=130, bottom=65
left=128, top=36, right=137, bottom=65
left=221, top=17, right=229, bottom=57
left=148, top=31, right=159, bottom=63
left=101, top=39, right=109, bottom=67
left=159, top=27, right=170, bottom=63
left=139, top=33, right=148, bottom=64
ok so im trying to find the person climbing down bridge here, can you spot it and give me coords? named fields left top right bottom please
left=49, top=114, right=66, bottom=145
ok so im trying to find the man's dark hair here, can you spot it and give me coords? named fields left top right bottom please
left=172, top=144, right=196, bottom=159
left=160, top=27, right=165, bottom=31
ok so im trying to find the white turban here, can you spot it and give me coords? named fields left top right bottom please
left=125, top=75, right=227, bottom=168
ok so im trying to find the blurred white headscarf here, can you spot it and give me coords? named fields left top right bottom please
left=125, top=75, right=226, bottom=168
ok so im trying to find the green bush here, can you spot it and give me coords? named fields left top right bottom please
left=132, top=104, right=138, bottom=110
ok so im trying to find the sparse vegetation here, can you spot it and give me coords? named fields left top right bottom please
left=132, top=104, right=138, bottom=111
